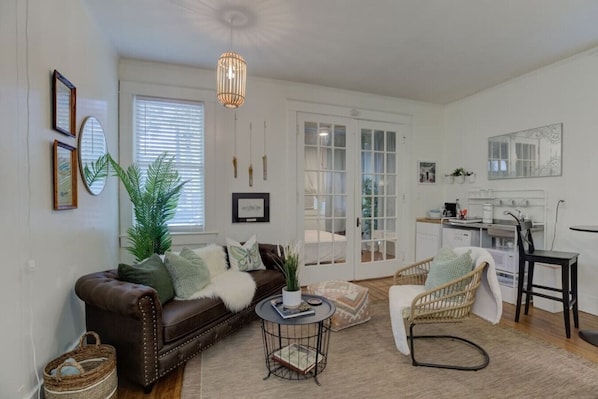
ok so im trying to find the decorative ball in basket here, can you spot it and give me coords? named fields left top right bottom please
left=43, top=331, right=117, bottom=399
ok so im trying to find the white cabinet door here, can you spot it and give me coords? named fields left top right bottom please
left=415, top=222, right=441, bottom=260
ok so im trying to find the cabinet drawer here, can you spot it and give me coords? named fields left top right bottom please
left=416, top=222, right=441, bottom=235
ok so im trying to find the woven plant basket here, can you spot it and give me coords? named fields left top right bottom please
left=43, top=331, right=117, bottom=399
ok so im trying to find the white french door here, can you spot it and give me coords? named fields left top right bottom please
left=297, top=112, right=407, bottom=284
left=356, top=120, right=403, bottom=280
left=299, top=113, right=355, bottom=283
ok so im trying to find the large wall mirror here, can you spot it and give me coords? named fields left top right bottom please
left=78, top=116, right=108, bottom=195
left=488, top=123, right=562, bottom=180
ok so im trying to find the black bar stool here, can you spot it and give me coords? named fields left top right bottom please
left=514, top=219, right=579, bottom=338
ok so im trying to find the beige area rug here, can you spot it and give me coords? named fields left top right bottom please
left=181, top=302, right=598, bottom=399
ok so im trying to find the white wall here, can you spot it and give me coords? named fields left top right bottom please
left=443, top=48, right=598, bottom=315
left=0, top=0, right=118, bottom=397
left=118, top=59, right=445, bottom=263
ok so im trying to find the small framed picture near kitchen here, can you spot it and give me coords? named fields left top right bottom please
left=417, top=161, right=437, bottom=184
left=232, top=192, right=270, bottom=223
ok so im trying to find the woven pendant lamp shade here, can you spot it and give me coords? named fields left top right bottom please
left=217, top=51, right=246, bottom=108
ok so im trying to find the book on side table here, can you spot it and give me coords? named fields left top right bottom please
left=270, top=299, right=315, bottom=319
left=271, top=343, right=324, bottom=374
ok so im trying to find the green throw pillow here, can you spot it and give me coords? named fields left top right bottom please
left=164, top=248, right=211, bottom=299
left=424, top=248, right=474, bottom=291
left=118, top=254, right=175, bottom=304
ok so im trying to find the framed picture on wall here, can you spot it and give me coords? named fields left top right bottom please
left=417, top=161, right=437, bottom=184
left=53, top=140, right=78, bottom=210
left=52, top=70, right=77, bottom=137
left=232, top=192, right=270, bottom=223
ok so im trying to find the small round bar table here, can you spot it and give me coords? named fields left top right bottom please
left=569, top=225, right=598, bottom=346
left=255, top=294, right=335, bottom=385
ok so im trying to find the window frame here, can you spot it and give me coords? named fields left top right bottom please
left=118, top=81, right=215, bottom=246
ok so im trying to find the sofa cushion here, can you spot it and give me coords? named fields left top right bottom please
left=164, top=249, right=211, bottom=299
left=192, top=244, right=229, bottom=278
left=160, top=269, right=285, bottom=343
left=226, top=235, right=266, bottom=271
left=162, top=295, right=230, bottom=343
left=118, top=254, right=174, bottom=304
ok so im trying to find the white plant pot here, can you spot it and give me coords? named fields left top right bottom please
left=455, top=175, right=465, bottom=184
left=282, top=287, right=302, bottom=309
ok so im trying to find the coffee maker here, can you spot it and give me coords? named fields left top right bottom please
left=443, top=202, right=457, bottom=218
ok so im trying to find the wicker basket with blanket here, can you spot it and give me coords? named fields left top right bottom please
left=43, top=331, right=117, bottom=399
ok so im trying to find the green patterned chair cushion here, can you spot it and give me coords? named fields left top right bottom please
left=424, top=248, right=473, bottom=291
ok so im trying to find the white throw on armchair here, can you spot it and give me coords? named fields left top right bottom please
left=388, top=247, right=502, bottom=370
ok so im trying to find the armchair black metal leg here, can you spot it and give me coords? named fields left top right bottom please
left=572, top=261, right=579, bottom=328
left=562, top=264, right=571, bottom=338
left=524, top=261, right=535, bottom=315
left=515, top=260, right=526, bottom=322
left=408, top=324, right=489, bottom=371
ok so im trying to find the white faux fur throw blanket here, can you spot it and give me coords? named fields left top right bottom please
left=185, top=270, right=257, bottom=312
left=389, top=246, right=503, bottom=355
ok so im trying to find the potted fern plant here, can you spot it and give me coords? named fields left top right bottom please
left=91, top=152, right=187, bottom=261
left=277, top=241, right=302, bottom=308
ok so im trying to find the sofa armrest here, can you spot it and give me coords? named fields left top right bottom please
left=75, top=269, right=162, bottom=319
left=75, top=269, right=165, bottom=388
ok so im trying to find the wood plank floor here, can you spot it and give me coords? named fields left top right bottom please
left=118, top=276, right=598, bottom=398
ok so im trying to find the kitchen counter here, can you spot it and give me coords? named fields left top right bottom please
left=417, top=217, right=543, bottom=232
left=416, top=217, right=442, bottom=224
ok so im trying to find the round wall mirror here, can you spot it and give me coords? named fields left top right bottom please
left=78, top=116, right=108, bottom=195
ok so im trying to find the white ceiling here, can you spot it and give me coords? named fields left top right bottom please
left=84, top=0, right=598, bottom=104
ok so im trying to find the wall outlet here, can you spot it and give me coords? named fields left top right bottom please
left=27, top=259, right=36, bottom=272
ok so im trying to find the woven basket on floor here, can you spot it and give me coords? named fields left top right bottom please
left=43, top=331, right=117, bottom=399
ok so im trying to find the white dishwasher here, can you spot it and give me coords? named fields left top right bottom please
left=442, top=226, right=480, bottom=249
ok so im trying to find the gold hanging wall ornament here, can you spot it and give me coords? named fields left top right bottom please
left=217, top=17, right=246, bottom=108
left=262, top=120, right=267, bottom=180
left=248, top=122, right=253, bottom=187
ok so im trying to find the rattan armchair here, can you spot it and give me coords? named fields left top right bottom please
left=391, top=256, right=489, bottom=370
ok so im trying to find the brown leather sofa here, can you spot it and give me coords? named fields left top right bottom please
left=74, top=244, right=285, bottom=392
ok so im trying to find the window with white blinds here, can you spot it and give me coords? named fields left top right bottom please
left=134, top=96, right=205, bottom=230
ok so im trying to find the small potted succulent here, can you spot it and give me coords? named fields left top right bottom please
left=277, top=241, right=302, bottom=308
left=465, top=170, right=476, bottom=183
left=451, top=167, right=466, bottom=183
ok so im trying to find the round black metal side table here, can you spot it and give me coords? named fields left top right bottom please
left=255, top=294, right=335, bottom=385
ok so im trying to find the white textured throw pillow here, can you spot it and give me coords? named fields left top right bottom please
left=192, top=244, right=229, bottom=278
left=226, top=235, right=266, bottom=272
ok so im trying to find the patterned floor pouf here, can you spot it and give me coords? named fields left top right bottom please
left=305, top=280, right=370, bottom=331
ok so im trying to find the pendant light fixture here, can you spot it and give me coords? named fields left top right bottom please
left=217, top=17, right=246, bottom=108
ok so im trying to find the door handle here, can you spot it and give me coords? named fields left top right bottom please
left=356, top=217, right=361, bottom=228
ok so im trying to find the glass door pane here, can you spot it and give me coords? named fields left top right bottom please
left=303, top=119, right=350, bottom=270
left=360, top=126, right=398, bottom=264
